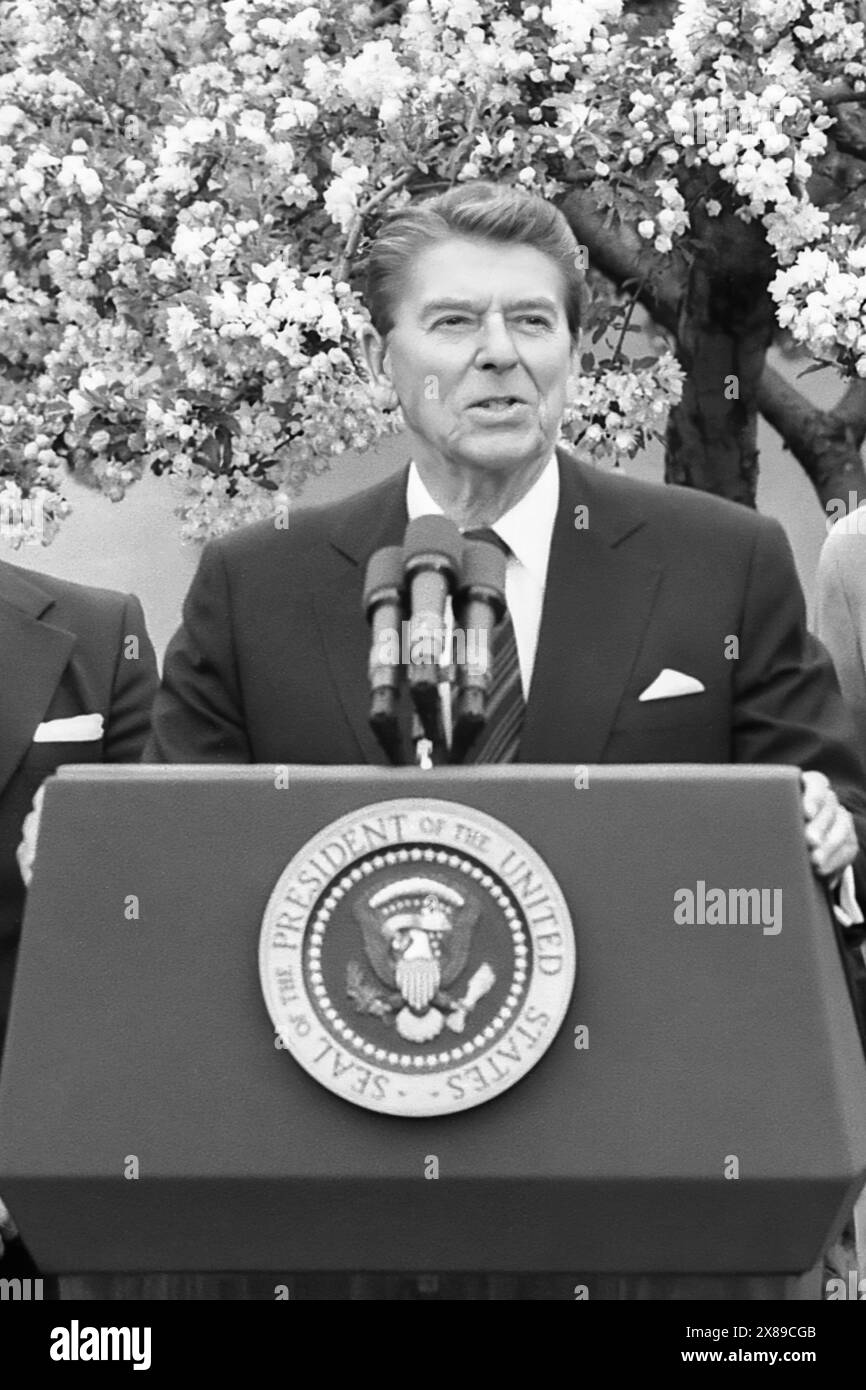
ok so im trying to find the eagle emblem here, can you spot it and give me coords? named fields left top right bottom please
left=347, top=876, right=495, bottom=1042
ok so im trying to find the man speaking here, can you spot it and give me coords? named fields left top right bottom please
left=144, top=180, right=866, bottom=900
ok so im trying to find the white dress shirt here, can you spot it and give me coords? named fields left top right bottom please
left=406, top=451, right=560, bottom=702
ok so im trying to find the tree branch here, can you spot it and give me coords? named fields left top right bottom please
left=757, top=364, right=866, bottom=509
left=337, top=169, right=415, bottom=282
left=560, top=188, right=683, bottom=332
left=811, top=83, right=866, bottom=107
left=835, top=380, right=866, bottom=442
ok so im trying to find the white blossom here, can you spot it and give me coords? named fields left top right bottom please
left=2, top=0, right=862, bottom=541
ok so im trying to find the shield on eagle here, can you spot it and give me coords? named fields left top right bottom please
left=348, top=876, right=494, bottom=1042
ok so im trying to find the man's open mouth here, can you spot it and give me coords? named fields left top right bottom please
left=469, top=397, right=526, bottom=410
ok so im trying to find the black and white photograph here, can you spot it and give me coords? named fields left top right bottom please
left=1, top=0, right=866, bottom=1361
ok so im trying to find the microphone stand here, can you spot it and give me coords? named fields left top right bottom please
left=412, top=713, right=435, bottom=770
left=411, top=699, right=448, bottom=769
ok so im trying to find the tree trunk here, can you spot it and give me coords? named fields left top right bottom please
left=665, top=210, right=777, bottom=506
left=560, top=188, right=866, bottom=514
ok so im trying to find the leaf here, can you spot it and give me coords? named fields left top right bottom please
left=796, top=361, right=833, bottom=379
left=194, top=436, right=221, bottom=473
left=581, top=351, right=595, bottom=370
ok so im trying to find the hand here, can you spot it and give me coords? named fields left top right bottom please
left=801, top=770, right=859, bottom=884
left=16, top=783, right=45, bottom=889
left=0, top=1195, right=18, bottom=1260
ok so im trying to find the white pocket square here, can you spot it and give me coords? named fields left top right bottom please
left=33, top=713, right=104, bottom=743
left=638, top=669, right=705, bottom=702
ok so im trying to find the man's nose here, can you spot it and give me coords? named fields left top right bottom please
left=473, top=314, right=519, bottom=369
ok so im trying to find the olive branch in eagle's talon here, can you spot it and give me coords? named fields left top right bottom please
left=346, top=960, right=397, bottom=1020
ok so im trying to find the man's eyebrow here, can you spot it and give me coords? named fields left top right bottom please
left=420, top=297, right=560, bottom=316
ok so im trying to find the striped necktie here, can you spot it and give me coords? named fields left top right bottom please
left=461, top=528, right=525, bottom=764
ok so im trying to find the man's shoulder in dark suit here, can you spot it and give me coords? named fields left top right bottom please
left=1, top=555, right=146, bottom=630
left=571, top=454, right=777, bottom=548
left=211, top=468, right=403, bottom=574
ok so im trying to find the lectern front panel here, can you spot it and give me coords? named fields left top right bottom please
left=0, top=765, right=864, bottom=1273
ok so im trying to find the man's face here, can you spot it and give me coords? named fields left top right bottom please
left=362, top=236, right=578, bottom=481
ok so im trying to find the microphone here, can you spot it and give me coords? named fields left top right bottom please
left=402, top=515, right=464, bottom=746
left=363, top=545, right=406, bottom=763
left=451, top=539, right=507, bottom=761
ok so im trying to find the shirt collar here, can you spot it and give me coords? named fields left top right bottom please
left=405, top=451, right=559, bottom=585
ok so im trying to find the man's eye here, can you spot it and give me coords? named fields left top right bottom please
left=432, top=314, right=551, bottom=329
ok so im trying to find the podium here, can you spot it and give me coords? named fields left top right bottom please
left=1, top=762, right=865, bottom=1291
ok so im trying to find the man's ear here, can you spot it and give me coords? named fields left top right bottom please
left=357, top=322, right=398, bottom=410
left=565, top=335, right=583, bottom=403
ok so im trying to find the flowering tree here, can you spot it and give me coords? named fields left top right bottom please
left=0, top=0, right=864, bottom=545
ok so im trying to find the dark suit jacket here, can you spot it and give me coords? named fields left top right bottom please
left=0, top=561, right=159, bottom=1049
left=145, top=447, right=866, bottom=886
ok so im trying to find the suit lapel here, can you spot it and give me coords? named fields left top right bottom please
left=518, top=450, right=663, bottom=763
left=313, top=449, right=665, bottom=767
left=312, top=467, right=413, bottom=765
left=0, top=565, right=76, bottom=796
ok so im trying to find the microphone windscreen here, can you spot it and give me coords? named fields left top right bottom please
left=460, top=540, right=507, bottom=601
left=363, top=546, right=405, bottom=614
left=403, top=515, right=464, bottom=579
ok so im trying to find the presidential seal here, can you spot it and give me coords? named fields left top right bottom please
left=259, top=799, right=576, bottom=1117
